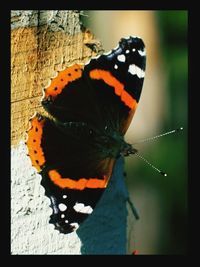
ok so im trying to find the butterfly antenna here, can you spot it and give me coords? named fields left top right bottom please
left=134, top=152, right=167, bottom=177
left=133, top=127, right=183, bottom=145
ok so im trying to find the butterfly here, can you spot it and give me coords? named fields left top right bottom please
left=26, top=36, right=146, bottom=234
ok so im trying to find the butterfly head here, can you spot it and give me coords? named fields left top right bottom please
left=96, top=128, right=137, bottom=159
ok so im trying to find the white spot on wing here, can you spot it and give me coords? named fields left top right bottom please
left=83, top=206, right=93, bottom=214
left=73, top=202, right=93, bottom=214
left=124, top=36, right=132, bottom=40
left=50, top=196, right=59, bottom=214
left=84, top=59, right=91, bottom=66
left=113, top=44, right=119, bottom=50
left=114, top=64, right=118, bottom=69
left=117, top=54, right=126, bottom=62
left=70, top=222, right=79, bottom=230
left=73, top=203, right=84, bottom=212
left=128, top=64, right=145, bottom=78
left=93, top=54, right=101, bottom=59
left=63, top=195, right=67, bottom=199
left=125, top=50, right=130, bottom=54
left=58, top=203, right=67, bottom=212
left=132, top=48, right=136, bottom=52
left=61, top=214, right=65, bottom=218
left=138, top=49, right=146, bottom=56
left=103, top=50, right=112, bottom=55
left=132, top=35, right=141, bottom=39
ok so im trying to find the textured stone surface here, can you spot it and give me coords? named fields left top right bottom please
left=11, top=141, right=81, bottom=255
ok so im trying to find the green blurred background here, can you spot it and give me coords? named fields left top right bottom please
left=82, top=11, right=187, bottom=255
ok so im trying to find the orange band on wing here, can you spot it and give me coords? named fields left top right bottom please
left=89, top=69, right=137, bottom=110
left=48, top=169, right=109, bottom=190
left=44, top=64, right=84, bottom=98
left=27, top=116, right=45, bottom=172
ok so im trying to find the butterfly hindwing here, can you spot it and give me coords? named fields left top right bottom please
left=27, top=114, right=113, bottom=233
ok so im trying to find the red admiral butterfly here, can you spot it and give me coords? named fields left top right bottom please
left=26, top=36, right=146, bottom=234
